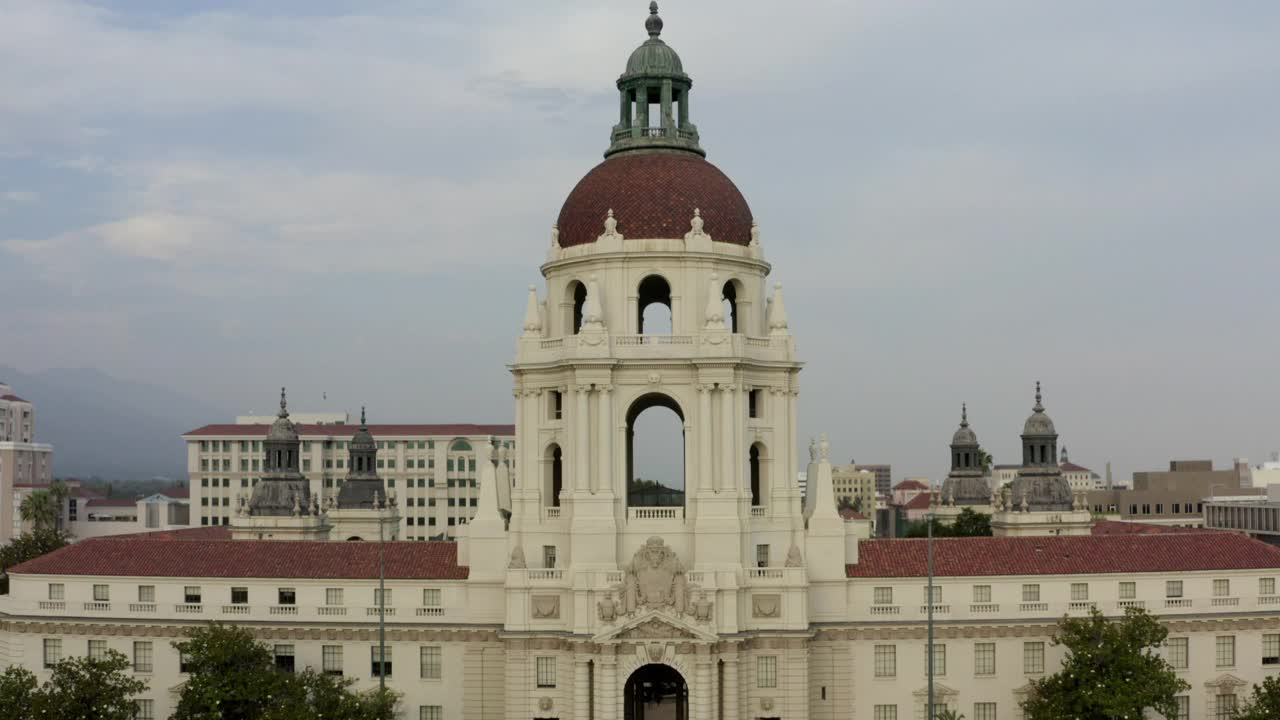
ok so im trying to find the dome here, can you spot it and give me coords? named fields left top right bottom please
left=952, top=425, right=978, bottom=447
left=1022, top=382, right=1057, bottom=437
left=265, top=388, right=298, bottom=443
left=349, top=407, right=375, bottom=450
left=625, top=39, right=684, bottom=78
left=556, top=152, right=753, bottom=247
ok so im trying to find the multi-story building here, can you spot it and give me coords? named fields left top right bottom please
left=830, top=464, right=877, bottom=512
left=3, top=7, right=1278, bottom=720
left=853, top=463, right=892, bottom=495
left=1087, top=459, right=1261, bottom=527
left=1058, top=446, right=1100, bottom=491
left=0, top=382, right=55, bottom=542
left=1250, top=453, right=1280, bottom=488
left=183, top=417, right=513, bottom=540
left=1204, top=485, right=1280, bottom=545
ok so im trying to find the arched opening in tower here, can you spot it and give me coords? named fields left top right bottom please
left=544, top=443, right=563, bottom=508
left=750, top=443, right=763, bottom=506
left=637, top=274, right=673, bottom=334
left=569, top=281, right=587, bottom=335
left=626, top=393, right=685, bottom=508
left=722, top=279, right=739, bottom=333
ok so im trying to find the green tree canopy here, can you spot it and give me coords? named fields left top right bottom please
left=950, top=508, right=992, bottom=537
left=1236, top=676, right=1280, bottom=720
left=0, top=527, right=70, bottom=594
left=29, top=650, right=147, bottom=720
left=0, top=666, right=39, bottom=720
left=18, top=481, right=69, bottom=532
left=1021, top=606, right=1190, bottom=720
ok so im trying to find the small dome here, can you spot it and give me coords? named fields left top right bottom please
left=350, top=407, right=375, bottom=450
left=951, top=404, right=978, bottom=446
left=625, top=39, right=684, bottom=78
left=1022, top=382, right=1057, bottom=436
left=265, top=388, right=298, bottom=442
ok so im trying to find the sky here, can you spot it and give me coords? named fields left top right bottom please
left=2, top=0, right=1279, bottom=486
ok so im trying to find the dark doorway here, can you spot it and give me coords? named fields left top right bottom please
left=624, top=664, right=687, bottom=720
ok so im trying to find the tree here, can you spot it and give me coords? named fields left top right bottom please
left=173, top=623, right=400, bottom=720
left=1236, top=676, right=1280, bottom=720
left=30, top=650, right=148, bottom=720
left=0, top=527, right=70, bottom=594
left=0, top=666, right=38, bottom=720
left=18, top=481, right=70, bottom=532
left=935, top=710, right=965, bottom=720
left=978, top=449, right=994, bottom=474
left=837, top=496, right=856, bottom=512
left=1020, top=606, right=1190, bottom=720
left=950, top=508, right=992, bottom=537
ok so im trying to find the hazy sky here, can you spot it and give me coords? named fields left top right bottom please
left=3, top=1, right=1279, bottom=485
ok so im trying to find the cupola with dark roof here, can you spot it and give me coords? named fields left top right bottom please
left=247, top=388, right=315, bottom=517
left=336, top=407, right=385, bottom=510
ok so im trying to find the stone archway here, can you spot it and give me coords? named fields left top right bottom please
left=624, top=663, right=687, bottom=720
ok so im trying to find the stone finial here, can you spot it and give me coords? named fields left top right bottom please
left=1020, top=488, right=1030, bottom=512
left=508, top=544, right=527, bottom=569
left=582, top=275, right=606, bottom=330
left=684, top=208, right=710, bottom=243
left=809, top=437, right=818, bottom=463
left=818, top=433, right=830, bottom=462
left=522, top=284, right=542, bottom=335
left=645, top=1, right=663, bottom=37
left=1034, top=380, right=1044, bottom=411
left=768, top=282, right=790, bottom=335
left=602, top=209, right=620, bottom=239
left=750, top=220, right=761, bottom=247
left=498, top=443, right=509, bottom=466
left=550, top=225, right=560, bottom=249
left=291, top=493, right=301, bottom=517
left=278, top=387, right=288, bottom=418
left=785, top=545, right=803, bottom=567
left=703, top=271, right=726, bottom=331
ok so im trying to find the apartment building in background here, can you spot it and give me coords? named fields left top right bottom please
left=0, top=382, right=55, bottom=542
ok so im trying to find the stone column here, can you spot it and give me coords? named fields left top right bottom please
left=660, top=79, right=673, bottom=134
left=720, top=385, right=735, bottom=493
left=678, top=87, right=689, bottom=127
left=637, top=86, right=650, bottom=131
left=576, top=385, right=591, bottom=492
left=598, top=646, right=618, bottom=720
left=698, top=385, right=713, bottom=495
left=694, top=647, right=713, bottom=720
left=596, top=385, right=613, bottom=495
left=723, top=650, right=740, bottom=720
left=574, top=653, right=591, bottom=720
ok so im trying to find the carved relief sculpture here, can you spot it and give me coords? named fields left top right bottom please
left=622, top=537, right=689, bottom=615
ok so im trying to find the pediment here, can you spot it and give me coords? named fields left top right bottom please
left=167, top=681, right=187, bottom=696
left=593, top=609, right=718, bottom=643
left=1205, top=673, right=1248, bottom=689
left=912, top=682, right=958, bottom=699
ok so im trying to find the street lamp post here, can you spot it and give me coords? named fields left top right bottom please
left=927, top=511, right=935, bottom=720
left=376, top=491, right=387, bottom=694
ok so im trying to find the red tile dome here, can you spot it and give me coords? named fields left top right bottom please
left=556, top=152, right=753, bottom=248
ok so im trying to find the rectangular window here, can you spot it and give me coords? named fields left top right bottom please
left=232, top=587, right=248, bottom=605
left=1262, top=578, right=1277, bottom=596
left=873, top=587, right=893, bottom=605
left=536, top=656, right=557, bottom=688
left=1166, top=637, right=1189, bottom=669
left=48, top=583, right=64, bottom=600
left=374, top=588, right=392, bottom=607
left=1216, top=635, right=1235, bottom=668
left=184, top=586, right=202, bottom=604
left=972, top=584, right=992, bottom=603
left=748, top=389, right=763, bottom=418
left=1119, top=581, right=1136, bottom=600
left=371, top=646, right=392, bottom=678
left=424, top=589, right=442, bottom=607
left=923, top=585, right=942, bottom=605
left=421, top=646, right=442, bottom=679
left=1070, top=583, right=1088, bottom=601
left=93, top=584, right=110, bottom=602
left=88, top=639, right=107, bottom=661
left=873, top=645, right=896, bottom=678
left=1166, top=580, right=1183, bottom=598
left=1263, top=634, right=1280, bottom=665
left=275, top=644, right=296, bottom=673
left=420, top=707, right=443, bottom=720
left=278, top=588, right=296, bottom=605
left=43, top=638, right=62, bottom=668
left=873, top=706, right=897, bottom=720
left=1216, top=694, right=1237, bottom=719
left=326, top=588, right=344, bottom=606
left=133, top=641, right=153, bottom=673
left=974, top=643, right=995, bottom=676
left=323, top=645, right=343, bottom=676
left=756, top=656, right=777, bottom=688
left=1023, top=642, right=1045, bottom=674
left=543, top=545, right=558, bottom=569
left=974, top=702, right=997, bottom=720
left=924, top=643, right=946, bottom=676
left=1173, top=696, right=1190, bottom=720
left=134, top=700, right=155, bottom=720
left=1213, top=579, right=1230, bottom=597
left=1021, top=584, right=1040, bottom=602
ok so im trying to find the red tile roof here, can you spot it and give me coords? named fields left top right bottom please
left=902, top=492, right=932, bottom=510
left=86, top=498, right=139, bottom=507
left=184, top=423, right=515, bottom=438
left=1060, top=462, right=1094, bottom=473
left=847, top=532, right=1280, bottom=578
left=1089, top=520, right=1212, bottom=536
left=10, top=527, right=468, bottom=580
left=839, top=508, right=868, bottom=521
left=1, top=394, right=28, bottom=402
left=159, top=487, right=190, bottom=499
left=894, top=479, right=929, bottom=491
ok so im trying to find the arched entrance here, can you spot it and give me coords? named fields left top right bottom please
left=624, top=664, right=687, bottom=720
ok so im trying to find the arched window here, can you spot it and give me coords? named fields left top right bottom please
left=544, top=443, right=563, bottom=508
left=450, top=439, right=472, bottom=453
left=722, top=280, right=739, bottom=333
left=749, top=444, right=762, bottom=506
left=637, top=275, right=672, bottom=334
left=568, top=281, right=587, bottom=335
left=626, top=393, right=685, bottom=508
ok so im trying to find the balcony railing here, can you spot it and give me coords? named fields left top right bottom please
left=628, top=507, right=683, bottom=520
left=367, top=607, right=397, bottom=616
left=129, top=603, right=156, bottom=613
left=869, top=605, right=900, bottom=616
left=1260, top=595, right=1280, bottom=605
left=750, top=506, right=766, bottom=517
left=318, top=606, right=347, bottom=616
left=970, top=603, right=1000, bottom=613
left=1019, top=602, right=1048, bottom=613
left=1068, top=601, right=1096, bottom=611
left=221, top=605, right=250, bottom=615
left=83, top=601, right=110, bottom=611
left=920, top=604, right=950, bottom=614
left=1165, top=599, right=1192, bottom=608
left=1116, top=599, right=1145, bottom=609
left=270, top=605, right=299, bottom=615
left=38, top=600, right=65, bottom=610
left=544, top=507, right=562, bottom=520
left=528, top=569, right=564, bottom=581
left=614, top=335, right=695, bottom=346
left=748, top=568, right=785, bottom=579
left=1211, top=597, right=1239, bottom=607
left=417, top=607, right=444, bottom=617
left=175, top=603, right=203, bottom=614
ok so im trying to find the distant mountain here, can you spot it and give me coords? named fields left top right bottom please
left=0, top=365, right=233, bottom=481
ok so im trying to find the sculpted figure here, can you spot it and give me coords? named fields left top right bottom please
left=623, top=537, right=687, bottom=613
left=598, top=592, right=618, bottom=623
left=692, top=592, right=713, bottom=623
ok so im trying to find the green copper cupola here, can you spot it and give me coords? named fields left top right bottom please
left=606, top=2, right=705, bottom=158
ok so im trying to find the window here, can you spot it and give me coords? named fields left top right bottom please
left=1263, top=634, right=1280, bottom=665
left=1216, top=694, right=1237, bottom=719
left=231, top=587, right=248, bottom=604
left=974, top=643, right=995, bottom=676
left=756, top=656, right=777, bottom=688
left=43, top=638, right=62, bottom=668
left=972, top=585, right=992, bottom=603
left=48, top=583, right=64, bottom=601
left=748, top=389, right=763, bottom=419
left=93, top=584, right=110, bottom=602
left=1119, top=581, right=1136, bottom=600
left=88, top=639, right=107, bottom=661
left=1166, top=580, right=1183, bottom=598
left=873, top=706, right=897, bottom=720
left=275, top=644, right=296, bottom=673
left=543, top=545, right=557, bottom=569
left=424, top=589, right=442, bottom=607
left=873, top=587, right=893, bottom=605
left=326, top=588, right=344, bottom=606
left=420, top=707, right=443, bottom=720
left=374, top=588, right=392, bottom=607
left=1172, top=696, right=1190, bottom=720
left=923, top=585, right=942, bottom=605
left=1262, top=578, right=1277, bottom=596
left=421, top=646, right=442, bottom=679
left=536, top=656, right=557, bottom=688
left=134, top=700, right=155, bottom=720
left=1023, top=642, right=1045, bottom=674
left=133, top=641, right=153, bottom=673
left=974, top=702, right=997, bottom=720
left=278, top=588, right=296, bottom=605
left=1213, top=579, right=1230, bottom=597
left=1070, top=583, right=1088, bottom=601
left=873, top=645, right=896, bottom=677
left=924, top=643, right=946, bottom=676
left=371, top=646, right=392, bottom=677
left=1215, top=635, right=1235, bottom=668
left=1021, top=584, right=1040, bottom=602
left=323, top=646, right=343, bottom=676
left=756, top=544, right=770, bottom=568
left=1166, top=637, right=1189, bottom=669
left=184, top=586, right=202, bottom=604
